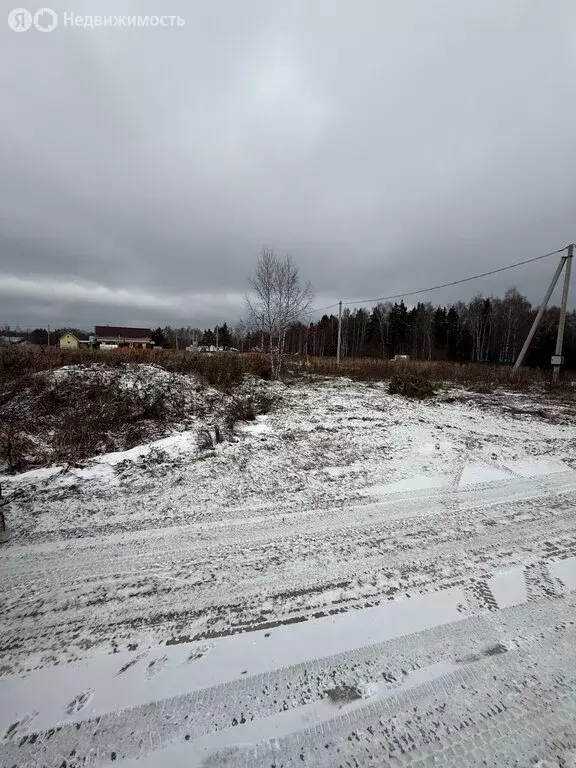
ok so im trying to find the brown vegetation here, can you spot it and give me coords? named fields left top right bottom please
left=295, top=356, right=550, bottom=390
left=0, top=347, right=276, bottom=472
left=0, top=345, right=568, bottom=473
left=0, top=345, right=271, bottom=389
left=388, top=374, right=439, bottom=399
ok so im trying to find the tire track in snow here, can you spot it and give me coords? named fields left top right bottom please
left=3, top=588, right=576, bottom=768
left=3, top=471, right=576, bottom=673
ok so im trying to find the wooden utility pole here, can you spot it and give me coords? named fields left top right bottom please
left=336, top=301, right=342, bottom=366
left=47, top=324, right=51, bottom=347
left=552, top=243, right=574, bottom=383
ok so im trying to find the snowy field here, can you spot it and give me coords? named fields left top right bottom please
left=3, top=377, right=576, bottom=766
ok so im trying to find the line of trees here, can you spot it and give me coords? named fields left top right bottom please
left=4, top=289, right=576, bottom=370
left=0, top=325, right=235, bottom=351
left=151, top=324, right=233, bottom=349
left=238, top=287, right=576, bottom=369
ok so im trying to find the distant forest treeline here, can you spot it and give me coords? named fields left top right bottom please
left=243, top=288, right=576, bottom=368
left=4, top=287, right=576, bottom=368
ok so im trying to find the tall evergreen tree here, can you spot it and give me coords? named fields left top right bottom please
left=151, top=327, right=166, bottom=347
left=201, top=328, right=216, bottom=346
left=446, top=306, right=460, bottom=360
left=218, top=323, right=232, bottom=348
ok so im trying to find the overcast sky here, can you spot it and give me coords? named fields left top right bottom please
left=1, top=0, right=575, bottom=331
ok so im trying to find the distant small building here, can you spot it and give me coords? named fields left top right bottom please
left=0, top=335, right=25, bottom=346
left=392, top=354, right=410, bottom=361
left=59, top=332, right=80, bottom=350
left=94, top=326, right=154, bottom=349
left=187, top=344, right=224, bottom=353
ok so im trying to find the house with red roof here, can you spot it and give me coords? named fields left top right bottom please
left=94, top=326, right=154, bottom=349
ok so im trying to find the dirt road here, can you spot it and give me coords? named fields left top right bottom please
left=2, top=380, right=576, bottom=766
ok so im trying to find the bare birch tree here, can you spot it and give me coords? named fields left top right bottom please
left=246, top=248, right=314, bottom=378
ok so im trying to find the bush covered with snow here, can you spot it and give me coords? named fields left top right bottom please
left=0, top=363, right=276, bottom=471
left=0, top=344, right=257, bottom=389
left=388, top=374, right=439, bottom=399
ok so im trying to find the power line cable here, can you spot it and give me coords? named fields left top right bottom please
left=341, top=245, right=568, bottom=307
left=307, top=302, right=341, bottom=315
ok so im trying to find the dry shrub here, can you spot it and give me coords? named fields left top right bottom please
left=0, top=346, right=561, bottom=392
left=223, top=390, right=276, bottom=432
left=240, top=353, right=273, bottom=380
left=0, top=425, right=34, bottom=472
left=389, top=374, right=439, bottom=399
left=197, top=428, right=216, bottom=452
left=226, top=397, right=258, bottom=426
left=301, top=356, right=544, bottom=391
left=0, top=365, right=191, bottom=470
left=192, top=354, right=244, bottom=389
left=0, top=346, right=269, bottom=390
left=469, top=381, right=495, bottom=394
left=0, top=346, right=278, bottom=471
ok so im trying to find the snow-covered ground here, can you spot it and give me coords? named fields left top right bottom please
left=2, top=377, right=576, bottom=766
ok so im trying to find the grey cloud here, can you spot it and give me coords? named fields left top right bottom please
left=1, top=0, right=575, bottom=330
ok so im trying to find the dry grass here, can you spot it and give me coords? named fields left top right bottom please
left=0, top=345, right=568, bottom=471
left=0, top=346, right=278, bottom=472
left=293, top=356, right=552, bottom=390
left=0, top=346, right=271, bottom=389
left=0, top=365, right=192, bottom=469
left=389, top=374, right=439, bottom=399
left=0, top=346, right=559, bottom=393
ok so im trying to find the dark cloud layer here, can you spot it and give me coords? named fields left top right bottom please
left=1, top=0, right=575, bottom=330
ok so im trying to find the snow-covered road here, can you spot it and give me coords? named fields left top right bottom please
left=2, top=378, right=576, bottom=766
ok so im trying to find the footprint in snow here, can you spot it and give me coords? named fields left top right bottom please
left=116, top=654, right=145, bottom=677
left=187, top=644, right=212, bottom=663
left=146, top=654, right=169, bottom=680
left=66, top=690, right=94, bottom=715
left=4, top=711, right=39, bottom=742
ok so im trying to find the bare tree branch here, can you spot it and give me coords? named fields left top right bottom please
left=245, top=248, right=314, bottom=378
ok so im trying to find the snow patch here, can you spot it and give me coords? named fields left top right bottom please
left=239, top=417, right=273, bottom=436
left=114, top=660, right=460, bottom=768
left=488, top=568, right=528, bottom=609
left=365, top=474, right=448, bottom=496
left=549, top=556, right=576, bottom=592
left=0, top=586, right=465, bottom=734
left=459, top=463, right=513, bottom=487
left=503, top=458, right=568, bottom=477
